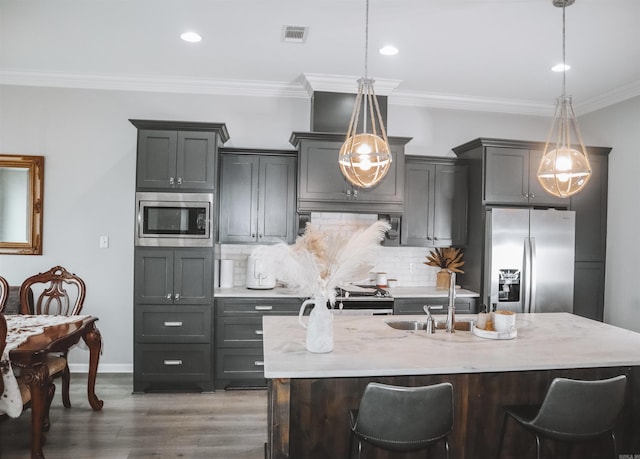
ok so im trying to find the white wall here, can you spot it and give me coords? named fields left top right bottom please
left=0, top=84, right=566, bottom=371
left=579, top=95, right=640, bottom=332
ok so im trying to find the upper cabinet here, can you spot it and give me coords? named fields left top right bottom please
left=290, top=132, right=412, bottom=214
left=402, top=157, right=468, bottom=247
left=218, top=149, right=297, bottom=244
left=130, top=119, right=229, bottom=191
left=483, top=145, right=569, bottom=207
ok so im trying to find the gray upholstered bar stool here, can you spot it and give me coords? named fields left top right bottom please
left=496, top=374, right=627, bottom=459
left=349, top=381, right=454, bottom=459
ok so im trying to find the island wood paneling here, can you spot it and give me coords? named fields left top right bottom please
left=267, top=366, right=639, bottom=459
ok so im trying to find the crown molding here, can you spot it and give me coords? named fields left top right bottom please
left=0, top=69, right=309, bottom=98
left=2, top=69, right=638, bottom=117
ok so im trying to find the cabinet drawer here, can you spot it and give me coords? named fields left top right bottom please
left=135, top=343, right=212, bottom=381
left=394, top=298, right=476, bottom=315
left=135, top=305, right=211, bottom=343
left=215, top=316, right=264, bottom=347
left=215, top=348, right=265, bottom=380
left=215, top=298, right=301, bottom=314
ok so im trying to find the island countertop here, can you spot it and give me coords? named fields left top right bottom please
left=262, top=312, right=640, bottom=379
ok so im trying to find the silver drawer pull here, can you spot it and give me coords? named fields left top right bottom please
left=254, top=361, right=264, bottom=367
left=254, top=305, right=273, bottom=311
left=255, top=330, right=263, bottom=335
left=163, top=321, right=183, bottom=327
left=163, top=359, right=183, bottom=366
left=425, top=305, right=444, bottom=310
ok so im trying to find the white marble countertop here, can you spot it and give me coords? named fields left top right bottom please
left=215, top=286, right=479, bottom=298
left=262, top=312, right=640, bottom=378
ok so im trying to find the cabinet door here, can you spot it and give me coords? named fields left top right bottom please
left=176, top=131, right=216, bottom=190
left=484, top=147, right=529, bottom=204
left=433, top=164, right=468, bottom=247
left=353, top=147, right=404, bottom=204
left=218, top=154, right=259, bottom=243
left=174, top=250, right=213, bottom=304
left=136, top=130, right=178, bottom=189
left=573, top=261, right=605, bottom=321
left=135, top=249, right=174, bottom=304
left=401, top=161, right=435, bottom=246
left=570, top=153, right=608, bottom=262
left=298, top=140, right=351, bottom=203
left=258, top=156, right=297, bottom=243
left=527, top=150, right=570, bottom=206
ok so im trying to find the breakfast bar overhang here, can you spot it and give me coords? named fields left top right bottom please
left=263, top=313, right=640, bottom=459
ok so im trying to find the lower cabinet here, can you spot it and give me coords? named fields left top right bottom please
left=133, top=305, right=213, bottom=393
left=214, top=297, right=300, bottom=389
left=393, top=297, right=478, bottom=315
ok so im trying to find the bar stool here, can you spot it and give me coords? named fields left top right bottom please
left=349, top=381, right=454, bottom=458
left=496, top=374, right=627, bottom=459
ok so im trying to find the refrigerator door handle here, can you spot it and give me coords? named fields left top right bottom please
left=530, top=237, right=537, bottom=313
left=523, top=237, right=531, bottom=313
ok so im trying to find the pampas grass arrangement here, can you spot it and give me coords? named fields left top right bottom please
left=257, top=220, right=390, bottom=304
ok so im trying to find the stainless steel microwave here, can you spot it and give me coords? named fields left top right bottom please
left=135, top=192, right=213, bottom=247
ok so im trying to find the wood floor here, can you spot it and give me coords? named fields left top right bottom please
left=0, top=374, right=268, bottom=459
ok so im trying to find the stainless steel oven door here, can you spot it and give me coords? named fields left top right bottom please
left=333, top=308, right=393, bottom=316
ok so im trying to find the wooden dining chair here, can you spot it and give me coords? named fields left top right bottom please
left=0, top=275, right=8, bottom=312
left=20, top=265, right=86, bottom=408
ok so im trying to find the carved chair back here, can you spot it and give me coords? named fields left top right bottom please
left=19, top=266, right=86, bottom=316
left=0, top=276, right=8, bottom=312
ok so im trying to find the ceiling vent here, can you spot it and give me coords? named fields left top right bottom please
left=282, top=25, right=308, bottom=43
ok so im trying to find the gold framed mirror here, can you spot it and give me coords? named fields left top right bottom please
left=0, top=154, right=44, bottom=255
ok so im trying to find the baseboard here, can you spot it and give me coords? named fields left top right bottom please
left=68, top=363, right=133, bottom=373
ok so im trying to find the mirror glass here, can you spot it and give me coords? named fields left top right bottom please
left=0, top=155, right=44, bottom=255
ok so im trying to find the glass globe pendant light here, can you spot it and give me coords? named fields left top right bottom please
left=338, top=0, right=392, bottom=189
left=537, top=0, right=591, bottom=198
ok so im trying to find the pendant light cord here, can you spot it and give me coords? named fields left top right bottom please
left=562, top=2, right=566, bottom=98
left=364, top=0, right=369, bottom=79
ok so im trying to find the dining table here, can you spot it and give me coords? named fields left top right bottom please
left=1, top=314, right=103, bottom=459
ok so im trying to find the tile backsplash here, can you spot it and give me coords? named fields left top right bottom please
left=217, top=212, right=441, bottom=288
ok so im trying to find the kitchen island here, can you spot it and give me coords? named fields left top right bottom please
left=263, top=313, right=640, bottom=459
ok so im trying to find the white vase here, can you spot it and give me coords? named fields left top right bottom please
left=298, top=295, right=333, bottom=353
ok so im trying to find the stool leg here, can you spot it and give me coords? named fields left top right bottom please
left=496, top=413, right=509, bottom=459
left=610, top=431, right=618, bottom=459
left=444, top=437, right=450, bottom=459
left=535, top=435, right=541, bottom=459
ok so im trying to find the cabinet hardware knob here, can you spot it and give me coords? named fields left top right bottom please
left=254, top=361, right=265, bottom=367
left=255, top=330, right=264, bottom=335
left=530, top=194, right=535, bottom=198
left=251, top=233, right=256, bottom=238
left=169, top=177, right=175, bottom=185
left=254, top=305, right=273, bottom=311
left=346, top=189, right=351, bottom=198
left=353, top=190, right=358, bottom=198
left=163, top=321, right=183, bottom=327
left=163, top=359, right=183, bottom=366
left=177, top=177, right=183, bottom=185
left=174, top=293, right=180, bottom=301
left=258, top=234, right=263, bottom=239
left=166, top=293, right=172, bottom=300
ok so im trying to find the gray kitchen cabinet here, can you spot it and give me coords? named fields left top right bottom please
left=214, top=297, right=300, bottom=389
left=218, top=149, right=297, bottom=244
left=484, top=146, right=569, bottom=206
left=133, top=247, right=214, bottom=393
left=290, top=132, right=412, bottom=214
left=393, top=297, right=477, bottom=315
left=134, top=248, right=213, bottom=305
left=130, top=119, right=229, bottom=191
left=402, top=156, right=468, bottom=247
left=573, top=262, right=605, bottom=322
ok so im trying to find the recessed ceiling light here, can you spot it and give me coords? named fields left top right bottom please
left=379, top=45, right=399, bottom=56
left=552, top=63, right=570, bottom=72
left=181, top=31, right=202, bottom=43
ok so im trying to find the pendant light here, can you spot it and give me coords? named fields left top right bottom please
left=537, top=0, right=591, bottom=198
left=338, top=0, right=392, bottom=189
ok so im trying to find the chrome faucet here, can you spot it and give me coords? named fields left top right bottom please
left=422, top=305, right=435, bottom=334
left=445, top=271, right=456, bottom=333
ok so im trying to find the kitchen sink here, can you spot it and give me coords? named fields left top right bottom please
left=385, top=319, right=474, bottom=332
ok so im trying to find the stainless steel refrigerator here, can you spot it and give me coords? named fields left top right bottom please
left=484, top=208, right=575, bottom=313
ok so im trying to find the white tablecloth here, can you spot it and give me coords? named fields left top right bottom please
left=1, top=315, right=89, bottom=417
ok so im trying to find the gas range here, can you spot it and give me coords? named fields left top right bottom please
left=334, top=285, right=394, bottom=315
